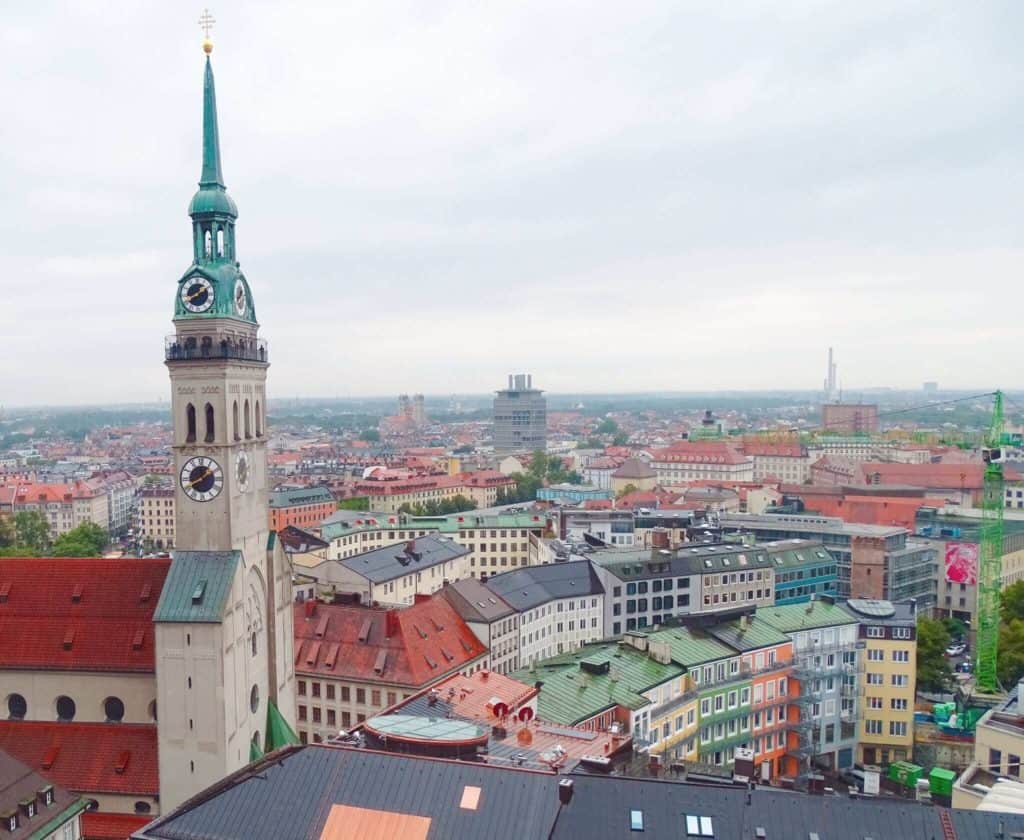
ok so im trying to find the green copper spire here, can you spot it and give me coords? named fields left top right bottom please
left=189, top=50, right=237, bottom=220
left=200, top=56, right=224, bottom=188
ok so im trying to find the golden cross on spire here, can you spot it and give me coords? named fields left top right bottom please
left=198, top=8, right=216, bottom=39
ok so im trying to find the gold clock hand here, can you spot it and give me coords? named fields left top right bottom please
left=189, top=468, right=213, bottom=488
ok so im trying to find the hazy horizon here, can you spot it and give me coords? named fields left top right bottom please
left=4, top=2, right=1023, bottom=405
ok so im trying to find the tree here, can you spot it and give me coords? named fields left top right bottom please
left=496, top=473, right=543, bottom=505
left=397, top=495, right=477, bottom=517
left=0, top=516, right=13, bottom=549
left=999, top=619, right=1024, bottom=688
left=13, top=512, right=51, bottom=555
left=336, top=497, right=370, bottom=512
left=916, top=617, right=953, bottom=692
left=617, top=483, right=639, bottom=499
left=52, top=522, right=108, bottom=557
left=595, top=418, right=618, bottom=435
left=1003, top=580, right=1024, bottom=623
left=359, top=428, right=381, bottom=442
left=941, top=616, right=968, bottom=641
left=612, top=431, right=629, bottom=446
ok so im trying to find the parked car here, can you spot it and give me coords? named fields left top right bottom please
left=955, top=660, right=973, bottom=673
left=946, top=643, right=966, bottom=657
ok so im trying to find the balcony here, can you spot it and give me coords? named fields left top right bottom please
left=165, top=335, right=268, bottom=365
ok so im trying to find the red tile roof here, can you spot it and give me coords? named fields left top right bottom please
left=0, top=558, right=170, bottom=673
left=740, top=443, right=807, bottom=458
left=294, top=598, right=487, bottom=689
left=859, top=462, right=988, bottom=489
left=648, top=441, right=749, bottom=465
left=0, top=722, right=158, bottom=796
left=82, top=812, right=152, bottom=840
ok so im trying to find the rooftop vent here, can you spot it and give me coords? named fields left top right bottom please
left=323, top=643, right=339, bottom=669
left=131, top=629, right=144, bottom=651
left=191, top=580, right=207, bottom=605
left=139, top=582, right=152, bottom=603
left=315, top=614, right=329, bottom=639
left=373, top=650, right=387, bottom=675
left=558, top=778, right=574, bottom=805
left=71, top=584, right=83, bottom=603
left=357, top=619, right=372, bottom=644
left=62, top=629, right=75, bottom=651
left=0, top=583, right=11, bottom=603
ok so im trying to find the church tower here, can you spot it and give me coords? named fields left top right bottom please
left=153, top=34, right=296, bottom=812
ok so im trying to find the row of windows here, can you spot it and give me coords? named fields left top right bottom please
left=6, top=693, right=150, bottom=723
left=864, top=720, right=908, bottom=737
left=867, top=697, right=909, bottom=710
left=615, top=594, right=691, bottom=615
left=867, top=649, right=910, bottom=662
left=865, top=673, right=910, bottom=686
left=184, top=398, right=263, bottom=444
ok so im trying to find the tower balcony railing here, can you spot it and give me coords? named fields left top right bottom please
left=165, top=335, right=268, bottom=364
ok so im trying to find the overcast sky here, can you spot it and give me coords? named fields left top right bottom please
left=3, top=2, right=1023, bottom=406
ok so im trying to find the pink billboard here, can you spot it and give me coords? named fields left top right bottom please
left=945, top=542, right=979, bottom=585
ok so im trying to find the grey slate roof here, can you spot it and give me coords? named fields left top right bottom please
left=336, top=535, right=468, bottom=584
left=483, top=560, right=604, bottom=612
left=0, top=749, right=83, bottom=840
left=134, top=745, right=560, bottom=840
left=442, top=577, right=514, bottom=623
left=153, top=550, right=239, bottom=623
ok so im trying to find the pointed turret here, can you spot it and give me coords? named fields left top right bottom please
left=200, top=55, right=225, bottom=189
left=189, top=49, right=237, bottom=221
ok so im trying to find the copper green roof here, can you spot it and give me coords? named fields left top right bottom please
left=757, top=600, right=859, bottom=633
left=645, top=627, right=735, bottom=667
left=511, top=642, right=683, bottom=726
left=153, top=550, right=239, bottom=623
left=704, top=617, right=791, bottom=652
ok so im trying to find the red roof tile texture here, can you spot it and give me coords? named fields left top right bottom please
left=294, top=597, right=487, bottom=688
left=648, top=441, right=749, bottom=465
left=81, top=812, right=152, bottom=840
left=0, top=558, right=170, bottom=673
left=0, top=722, right=159, bottom=796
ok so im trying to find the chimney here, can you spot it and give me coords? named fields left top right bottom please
left=385, top=610, right=400, bottom=638
left=558, top=778, right=574, bottom=805
left=739, top=614, right=749, bottom=631
left=304, top=600, right=317, bottom=619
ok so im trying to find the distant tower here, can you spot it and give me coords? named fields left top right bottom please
left=493, top=374, right=546, bottom=454
left=398, top=394, right=411, bottom=418
left=412, top=394, right=426, bottom=426
left=155, top=33, right=296, bottom=811
left=823, top=348, right=838, bottom=402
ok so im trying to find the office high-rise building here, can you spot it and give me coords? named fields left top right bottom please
left=493, top=374, right=546, bottom=454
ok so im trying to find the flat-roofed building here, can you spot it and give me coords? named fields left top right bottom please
left=268, top=486, right=336, bottom=532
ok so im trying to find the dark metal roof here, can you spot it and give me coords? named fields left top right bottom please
left=134, top=745, right=560, bottom=840
left=336, top=536, right=469, bottom=584
left=133, top=745, right=1024, bottom=840
left=153, top=551, right=239, bottom=623
left=553, top=772, right=1024, bottom=840
left=442, top=578, right=515, bottom=623
left=484, top=560, right=604, bottom=612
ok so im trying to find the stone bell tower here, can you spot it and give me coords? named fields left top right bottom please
left=153, top=30, right=297, bottom=812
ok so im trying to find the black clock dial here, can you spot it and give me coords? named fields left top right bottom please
left=181, top=277, right=214, bottom=313
left=179, top=456, right=224, bottom=502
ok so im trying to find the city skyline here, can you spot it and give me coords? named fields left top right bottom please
left=4, top=2, right=1024, bottom=405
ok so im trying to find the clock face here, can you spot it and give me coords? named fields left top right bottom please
left=233, top=279, right=247, bottom=316
left=180, top=456, right=224, bottom=502
left=235, top=451, right=251, bottom=493
left=181, top=276, right=214, bottom=313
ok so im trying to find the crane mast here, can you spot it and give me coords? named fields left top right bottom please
left=975, top=390, right=1005, bottom=694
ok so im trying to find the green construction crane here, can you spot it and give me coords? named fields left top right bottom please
left=975, top=390, right=1006, bottom=693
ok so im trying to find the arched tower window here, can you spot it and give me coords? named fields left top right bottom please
left=255, top=401, right=262, bottom=437
left=244, top=399, right=252, bottom=439
left=204, top=229, right=212, bottom=259
left=186, top=404, right=196, bottom=443
left=233, top=401, right=240, bottom=441
left=204, top=403, right=215, bottom=443
left=217, top=228, right=225, bottom=258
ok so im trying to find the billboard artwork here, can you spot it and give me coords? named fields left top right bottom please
left=945, top=542, right=979, bottom=585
